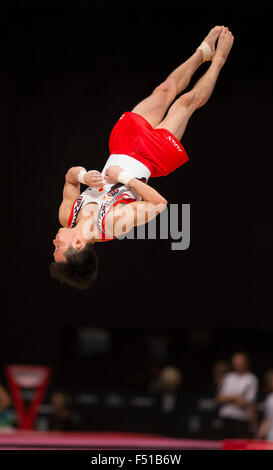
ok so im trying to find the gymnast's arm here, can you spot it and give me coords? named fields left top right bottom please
left=127, top=177, right=167, bottom=205
left=103, top=165, right=168, bottom=238
left=58, top=167, right=104, bottom=226
left=58, top=166, right=85, bottom=226
left=104, top=165, right=167, bottom=205
left=104, top=201, right=167, bottom=239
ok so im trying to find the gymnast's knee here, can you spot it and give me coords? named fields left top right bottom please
left=153, top=78, right=177, bottom=101
left=177, top=90, right=197, bottom=108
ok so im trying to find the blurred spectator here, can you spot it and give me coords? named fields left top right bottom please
left=216, top=352, right=258, bottom=438
left=0, top=382, right=14, bottom=428
left=148, top=365, right=183, bottom=393
left=256, top=369, right=273, bottom=441
left=148, top=365, right=183, bottom=413
left=212, top=360, right=230, bottom=391
left=49, top=391, right=78, bottom=431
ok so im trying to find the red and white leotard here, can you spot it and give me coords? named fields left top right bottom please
left=67, top=154, right=151, bottom=240
left=67, top=110, right=189, bottom=240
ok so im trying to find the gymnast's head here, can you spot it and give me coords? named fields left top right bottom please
left=50, top=227, right=98, bottom=289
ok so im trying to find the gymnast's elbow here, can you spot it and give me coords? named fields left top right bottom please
left=154, top=198, right=168, bottom=209
left=159, top=197, right=168, bottom=206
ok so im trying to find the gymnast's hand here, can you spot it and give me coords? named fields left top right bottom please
left=84, top=170, right=104, bottom=187
left=104, top=165, right=124, bottom=184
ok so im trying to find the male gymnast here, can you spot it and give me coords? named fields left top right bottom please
left=50, top=26, right=234, bottom=289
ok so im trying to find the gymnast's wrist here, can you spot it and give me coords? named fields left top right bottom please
left=117, top=170, right=135, bottom=187
left=77, top=168, right=87, bottom=184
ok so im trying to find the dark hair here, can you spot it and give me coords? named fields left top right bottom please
left=50, top=243, right=98, bottom=290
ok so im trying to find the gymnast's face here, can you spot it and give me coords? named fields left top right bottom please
left=53, top=227, right=84, bottom=262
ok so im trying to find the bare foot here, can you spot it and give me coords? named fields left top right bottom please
left=204, top=26, right=224, bottom=59
left=213, top=27, right=234, bottom=64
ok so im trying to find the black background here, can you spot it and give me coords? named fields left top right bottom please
left=4, top=1, right=273, bottom=379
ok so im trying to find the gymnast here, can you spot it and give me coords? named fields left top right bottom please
left=50, top=26, right=234, bottom=289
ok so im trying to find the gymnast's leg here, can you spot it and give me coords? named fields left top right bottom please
left=131, top=25, right=224, bottom=128
left=155, top=27, right=234, bottom=141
